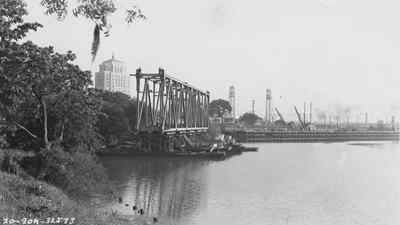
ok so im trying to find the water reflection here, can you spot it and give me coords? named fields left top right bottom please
left=102, top=157, right=210, bottom=224
left=101, top=142, right=400, bottom=225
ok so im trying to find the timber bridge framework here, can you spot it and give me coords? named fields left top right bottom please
left=132, top=68, right=210, bottom=152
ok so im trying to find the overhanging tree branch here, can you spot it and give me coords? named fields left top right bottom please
left=13, top=121, right=38, bottom=139
left=0, top=105, right=39, bottom=139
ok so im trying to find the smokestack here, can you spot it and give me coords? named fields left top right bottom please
left=252, top=100, right=255, bottom=114
left=228, top=86, right=235, bottom=118
left=303, top=102, right=306, bottom=124
left=309, top=102, right=312, bottom=124
left=365, top=112, right=368, bottom=124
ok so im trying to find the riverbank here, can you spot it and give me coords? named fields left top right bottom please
left=0, top=149, right=165, bottom=225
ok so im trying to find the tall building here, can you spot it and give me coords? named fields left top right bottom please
left=228, top=86, right=236, bottom=118
left=95, top=54, right=131, bottom=96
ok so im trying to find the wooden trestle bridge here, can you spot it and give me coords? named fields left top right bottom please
left=132, top=68, right=210, bottom=152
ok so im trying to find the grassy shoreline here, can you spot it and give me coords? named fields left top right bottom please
left=0, top=149, right=163, bottom=225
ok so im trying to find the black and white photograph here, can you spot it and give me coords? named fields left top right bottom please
left=1, top=0, right=399, bottom=224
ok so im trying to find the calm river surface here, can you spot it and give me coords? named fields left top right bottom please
left=101, top=141, right=400, bottom=225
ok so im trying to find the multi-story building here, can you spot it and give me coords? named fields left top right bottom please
left=95, top=54, right=131, bottom=96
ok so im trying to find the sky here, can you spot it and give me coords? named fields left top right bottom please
left=24, top=0, right=400, bottom=122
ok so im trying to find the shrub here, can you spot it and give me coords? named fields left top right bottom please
left=66, top=148, right=111, bottom=198
left=0, top=171, right=75, bottom=217
left=0, top=149, right=33, bottom=177
left=38, top=145, right=112, bottom=198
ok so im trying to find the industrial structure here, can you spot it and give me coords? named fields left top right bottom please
left=95, top=54, right=132, bottom=96
left=265, top=89, right=272, bottom=123
left=132, top=68, right=210, bottom=152
left=228, top=86, right=236, bottom=118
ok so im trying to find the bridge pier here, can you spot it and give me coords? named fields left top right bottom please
left=136, top=131, right=209, bottom=152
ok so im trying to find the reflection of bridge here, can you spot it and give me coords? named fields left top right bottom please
left=132, top=68, right=210, bottom=152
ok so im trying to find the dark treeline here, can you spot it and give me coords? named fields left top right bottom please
left=95, top=90, right=140, bottom=146
left=0, top=0, right=150, bottom=222
left=0, top=0, right=143, bottom=203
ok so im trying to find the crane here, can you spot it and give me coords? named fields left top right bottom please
left=294, top=106, right=307, bottom=130
left=274, top=107, right=286, bottom=124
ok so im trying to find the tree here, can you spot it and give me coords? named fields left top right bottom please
left=239, top=113, right=262, bottom=126
left=1, top=43, right=101, bottom=151
left=0, top=0, right=44, bottom=147
left=1, top=0, right=101, bottom=151
left=97, top=102, right=129, bottom=144
left=39, top=0, right=146, bottom=61
left=0, top=0, right=42, bottom=45
left=95, top=90, right=133, bottom=145
left=208, top=99, right=232, bottom=117
left=94, top=90, right=140, bottom=130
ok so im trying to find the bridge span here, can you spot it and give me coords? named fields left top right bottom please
left=132, top=68, right=210, bottom=152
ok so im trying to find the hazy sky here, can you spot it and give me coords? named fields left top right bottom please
left=24, top=0, right=400, bottom=122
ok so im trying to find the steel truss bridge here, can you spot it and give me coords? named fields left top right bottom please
left=132, top=68, right=210, bottom=152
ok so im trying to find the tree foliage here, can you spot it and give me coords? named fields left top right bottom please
left=0, top=0, right=42, bottom=44
left=1, top=42, right=100, bottom=151
left=0, top=0, right=113, bottom=197
left=39, top=0, right=146, bottom=61
left=95, top=90, right=140, bottom=145
left=0, top=0, right=101, bottom=151
left=239, top=113, right=262, bottom=126
left=208, top=99, right=232, bottom=117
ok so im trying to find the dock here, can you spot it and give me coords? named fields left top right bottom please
left=227, top=130, right=400, bottom=143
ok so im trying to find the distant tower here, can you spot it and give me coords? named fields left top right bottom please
left=228, top=86, right=236, bottom=118
left=265, top=89, right=272, bottom=123
left=252, top=100, right=255, bottom=114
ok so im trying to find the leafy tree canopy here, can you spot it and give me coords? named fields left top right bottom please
left=208, top=99, right=232, bottom=117
left=239, top=113, right=262, bottom=126
left=38, top=0, right=146, bottom=61
left=94, top=90, right=138, bottom=145
left=0, top=0, right=101, bottom=151
left=0, top=0, right=42, bottom=44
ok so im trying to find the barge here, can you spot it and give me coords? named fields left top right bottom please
left=97, top=149, right=226, bottom=159
left=97, top=142, right=258, bottom=159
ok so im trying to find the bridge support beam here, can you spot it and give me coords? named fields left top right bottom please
left=132, top=68, right=210, bottom=152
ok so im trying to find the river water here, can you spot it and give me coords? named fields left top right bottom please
left=101, top=141, right=400, bottom=225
